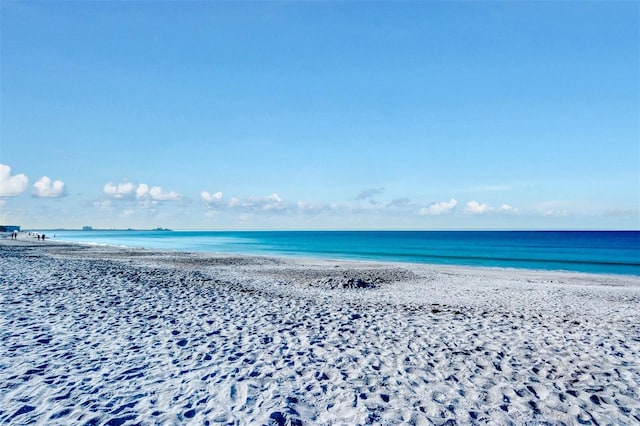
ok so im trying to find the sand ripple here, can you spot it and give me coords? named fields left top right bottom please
left=1, top=243, right=639, bottom=424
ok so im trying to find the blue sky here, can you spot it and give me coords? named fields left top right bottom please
left=1, top=1, right=638, bottom=230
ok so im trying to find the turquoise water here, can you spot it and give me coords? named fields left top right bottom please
left=48, top=230, right=640, bottom=276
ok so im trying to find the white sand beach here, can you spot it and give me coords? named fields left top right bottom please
left=1, top=239, right=639, bottom=425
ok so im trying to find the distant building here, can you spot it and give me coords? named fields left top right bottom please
left=82, top=226, right=94, bottom=231
left=0, top=225, right=20, bottom=233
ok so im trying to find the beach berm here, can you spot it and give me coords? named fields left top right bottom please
left=1, top=239, right=639, bottom=424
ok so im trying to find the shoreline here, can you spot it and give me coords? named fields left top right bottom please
left=3, top=236, right=638, bottom=281
left=11, top=229, right=640, bottom=277
left=2, top=239, right=639, bottom=424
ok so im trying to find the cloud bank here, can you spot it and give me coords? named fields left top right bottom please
left=464, top=200, right=491, bottom=215
left=0, top=164, right=29, bottom=197
left=464, top=201, right=519, bottom=215
left=229, top=193, right=286, bottom=212
left=33, top=176, right=66, bottom=198
left=498, top=204, right=518, bottom=214
left=104, top=181, right=181, bottom=201
left=420, top=198, right=458, bottom=215
left=417, top=198, right=523, bottom=217
left=201, top=191, right=224, bottom=204
left=199, top=191, right=524, bottom=221
left=103, top=182, right=136, bottom=199
left=139, top=184, right=181, bottom=201
left=201, top=191, right=329, bottom=216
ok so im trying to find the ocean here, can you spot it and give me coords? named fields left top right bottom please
left=44, top=230, right=640, bottom=276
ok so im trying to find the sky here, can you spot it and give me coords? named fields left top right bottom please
left=1, top=1, right=638, bottom=230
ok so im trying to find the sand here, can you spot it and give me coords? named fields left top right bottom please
left=1, top=239, right=639, bottom=425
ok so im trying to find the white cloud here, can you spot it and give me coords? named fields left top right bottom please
left=0, top=164, right=29, bottom=197
left=104, top=181, right=181, bottom=201
left=210, top=191, right=290, bottom=214
left=420, top=198, right=458, bottom=215
left=136, top=183, right=150, bottom=199
left=227, top=193, right=287, bottom=213
left=148, top=186, right=181, bottom=201
left=33, top=176, right=66, bottom=198
left=465, top=200, right=491, bottom=215
left=201, top=191, right=224, bottom=204
left=196, top=191, right=526, bottom=223
left=498, top=204, right=518, bottom=214
left=104, top=182, right=137, bottom=199
left=296, top=201, right=329, bottom=215
left=267, top=193, right=282, bottom=204
left=201, top=192, right=330, bottom=216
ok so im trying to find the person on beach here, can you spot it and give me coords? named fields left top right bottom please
left=42, top=234, right=46, bottom=241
